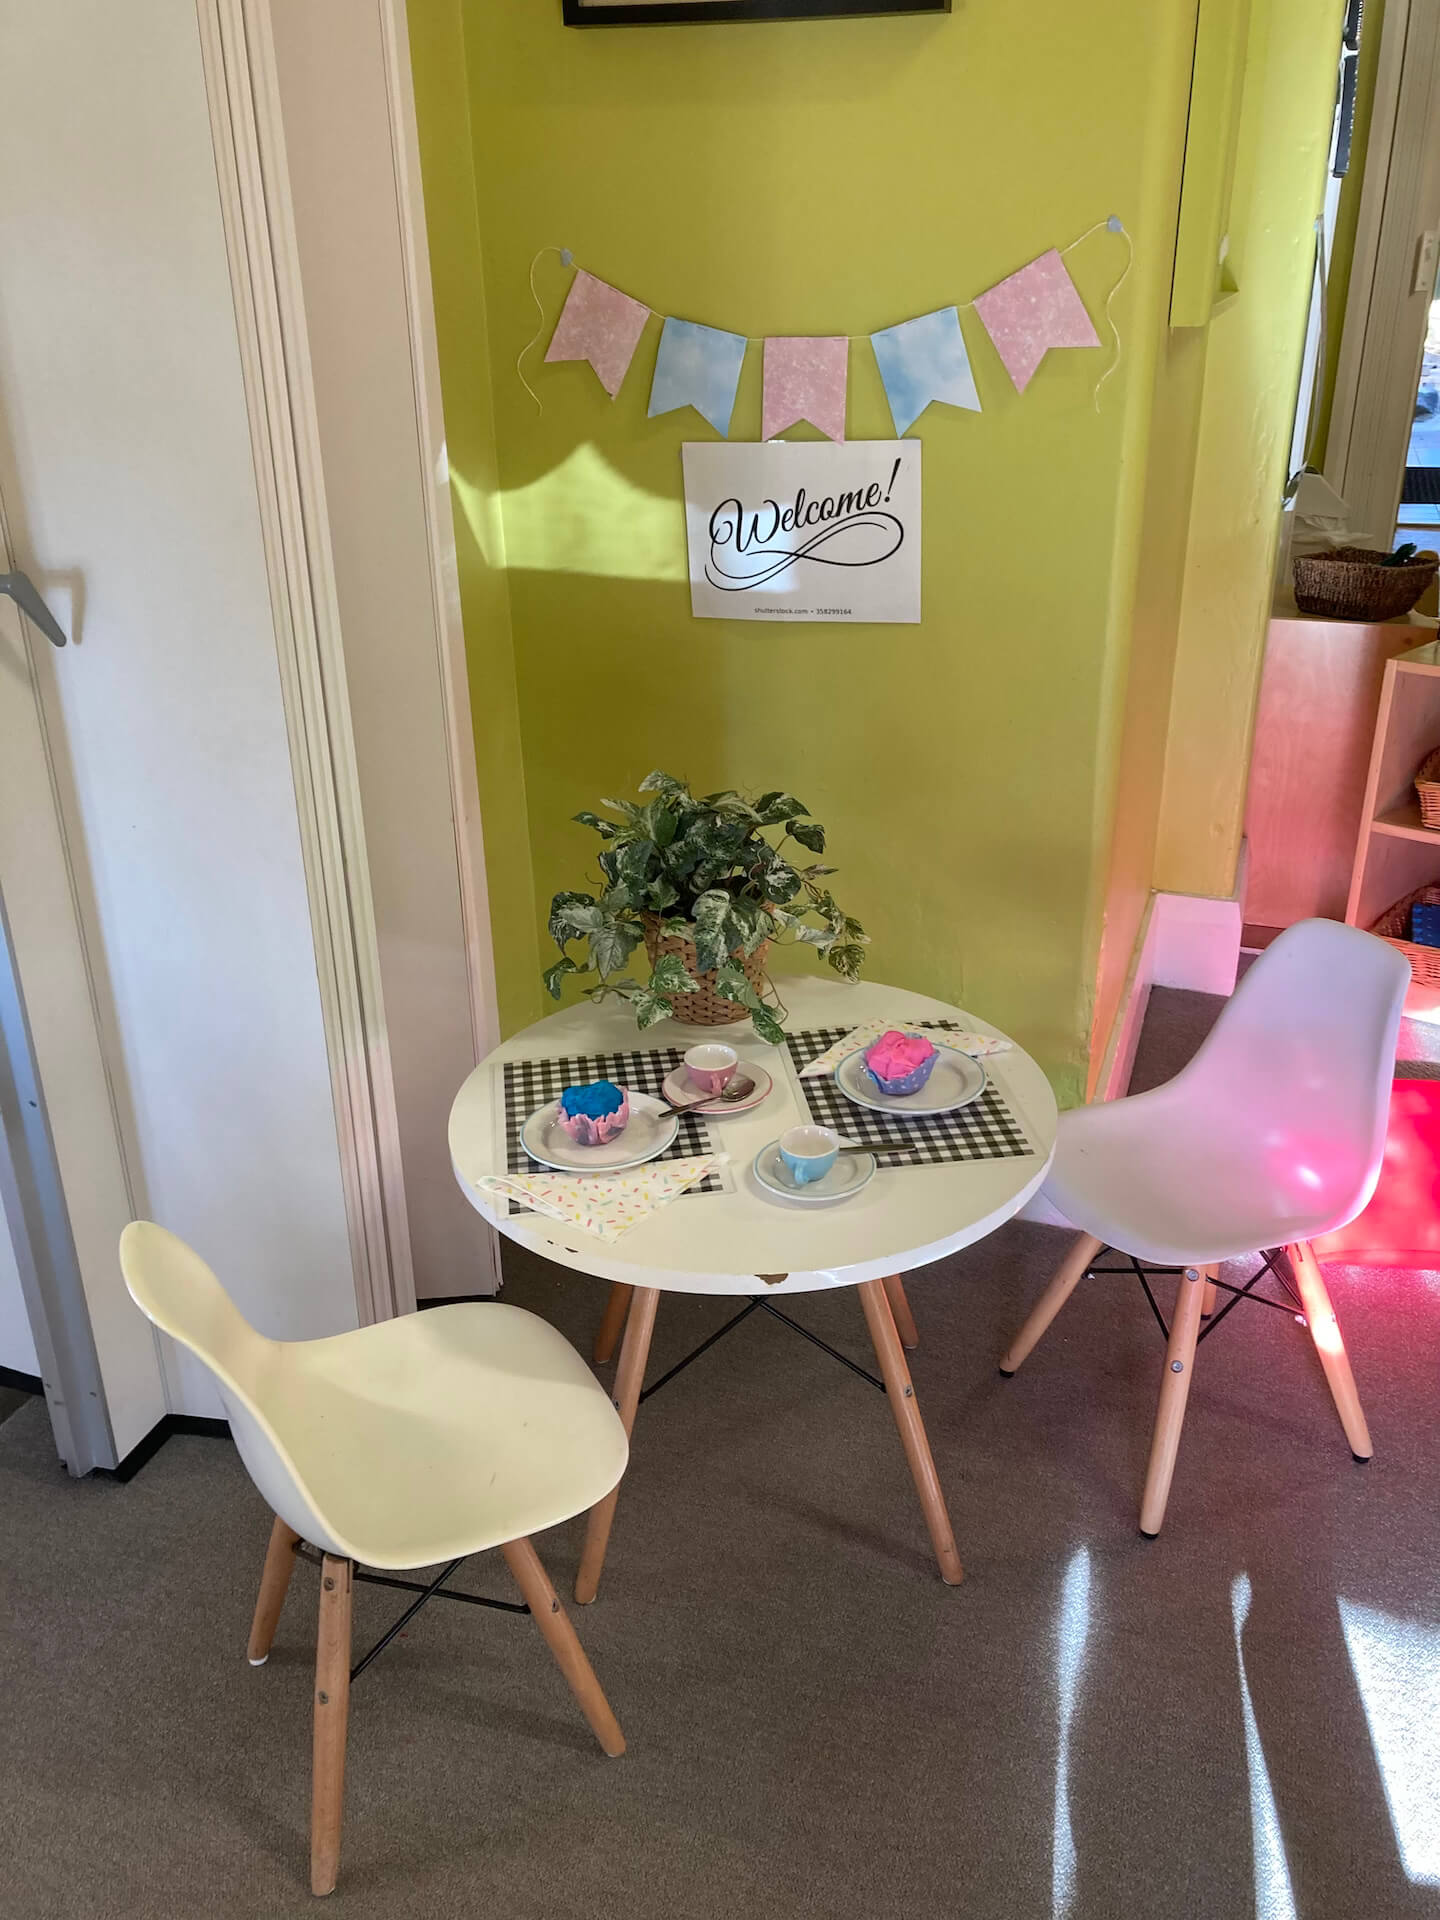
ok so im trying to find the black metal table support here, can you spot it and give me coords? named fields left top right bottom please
left=635, top=1293, right=886, bottom=1407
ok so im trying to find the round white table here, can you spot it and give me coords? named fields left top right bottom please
left=449, top=975, right=1057, bottom=1596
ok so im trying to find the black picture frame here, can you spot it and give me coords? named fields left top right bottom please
left=563, top=0, right=948, bottom=25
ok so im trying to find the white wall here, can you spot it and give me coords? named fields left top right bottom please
left=0, top=0, right=358, bottom=1416
left=0, top=1221, right=39, bottom=1380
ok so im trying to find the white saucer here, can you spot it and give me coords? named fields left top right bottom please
left=661, top=1060, right=774, bottom=1116
left=752, top=1139, right=876, bottom=1205
left=835, top=1044, right=987, bottom=1117
left=521, top=1090, right=679, bottom=1173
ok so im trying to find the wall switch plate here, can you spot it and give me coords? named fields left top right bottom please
left=1413, top=228, right=1439, bottom=297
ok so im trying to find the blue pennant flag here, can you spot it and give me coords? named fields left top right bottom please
left=648, top=316, right=748, bottom=437
left=870, top=307, right=981, bottom=436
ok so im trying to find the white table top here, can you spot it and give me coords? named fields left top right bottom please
left=448, top=976, right=1057, bottom=1298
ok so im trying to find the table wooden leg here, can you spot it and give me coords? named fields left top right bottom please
left=882, top=1274, right=919, bottom=1350
left=575, top=1285, right=659, bottom=1605
left=592, top=1282, right=633, bottom=1366
left=858, top=1278, right=963, bottom=1585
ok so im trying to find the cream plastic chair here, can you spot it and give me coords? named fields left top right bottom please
left=1000, top=919, right=1409, bottom=1535
left=119, top=1222, right=629, bottom=1896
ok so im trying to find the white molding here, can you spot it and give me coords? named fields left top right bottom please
left=1327, top=0, right=1440, bottom=545
left=1151, top=847, right=1245, bottom=997
left=196, top=0, right=416, bottom=1323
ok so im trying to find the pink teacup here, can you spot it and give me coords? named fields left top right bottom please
left=684, top=1042, right=738, bottom=1096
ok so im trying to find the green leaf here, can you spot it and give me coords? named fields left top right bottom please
left=637, top=770, right=690, bottom=797
left=755, top=854, right=801, bottom=904
left=548, top=890, right=598, bottom=948
left=588, top=917, right=644, bottom=978
left=749, top=1003, right=788, bottom=1047
left=542, top=955, right=581, bottom=999
left=727, top=900, right=774, bottom=957
left=753, top=791, right=807, bottom=825
left=826, top=943, right=867, bottom=982
left=631, top=988, right=674, bottom=1030
left=787, top=819, right=826, bottom=854
left=572, top=810, right=617, bottom=838
left=649, top=952, right=699, bottom=997
left=600, top=796, right=645, bottom=826
left=712, top=961, right=762, bottom=1011
left=691, top=889, right=732, bottom=973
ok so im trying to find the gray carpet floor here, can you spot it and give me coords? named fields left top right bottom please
left=3, top=991, right=1438, bottom=1918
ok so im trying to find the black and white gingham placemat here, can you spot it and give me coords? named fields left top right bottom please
left=784, top=1024, right=1034, bottom=1165
left=502, top=1048, right=724, bottom=1199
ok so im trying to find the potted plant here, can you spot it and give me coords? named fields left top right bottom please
left=543, top=771, right=867, bottom=1044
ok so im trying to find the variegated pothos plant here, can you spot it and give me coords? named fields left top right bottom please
left=543, top=770, right=868, bottom=1044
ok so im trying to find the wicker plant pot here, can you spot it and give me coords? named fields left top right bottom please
left=1292, top=546, right=1438, bottom=622
left=1370, top=882, right=1440, bottom=988
left=641, top=913, right=771, bottom=1026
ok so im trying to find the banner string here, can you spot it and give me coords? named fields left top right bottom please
left=518, top=216, right=1133, bottom=416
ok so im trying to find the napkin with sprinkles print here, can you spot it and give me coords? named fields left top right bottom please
left=797, top=1018, right=1012, bottom=1079
left=471, top=1156, right=727, bottom=1244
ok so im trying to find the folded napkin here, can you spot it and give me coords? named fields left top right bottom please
left=798, top=1018, right=1012, bottom=1079
left=471, top=1156, right=726, bottom=1243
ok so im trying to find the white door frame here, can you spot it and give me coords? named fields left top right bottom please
left=196, top=0, right=502, bottom=1315
left=1326, top=0, right=1440, bottom=545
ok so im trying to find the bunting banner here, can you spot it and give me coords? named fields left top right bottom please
left=520, top=217, right=1132, bottom=432
left=870, top=306, right=981, bottom=437
left=648, top=316, right=748, bottom=436
left=544, top=268, right=650, bottom=398
left=762, top=336, right=848, bottom=443
left=973, top=248, right=1101, bottom=395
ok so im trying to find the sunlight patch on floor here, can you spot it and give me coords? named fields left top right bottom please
left=1338, top=1598, right=1440, bottom=1886
left=1051, top=1547, right=1091, bottom=1919
left=1231, top=1574, right=1298, bottom=1920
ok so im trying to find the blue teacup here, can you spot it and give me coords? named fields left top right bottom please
left=778, top=1125, right=840, bottom=1186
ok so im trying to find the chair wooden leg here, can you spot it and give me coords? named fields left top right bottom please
left=310, top=1555, right=353, bottom=1897
left=858, top=1278, right=964, bottom=1585
left=1000, top=1232, right=1103, bottom=1374
left=882, top=1274, right=919, bottom=1350
left=1138, top=1266, right=1206, bottom=1537
left=1201, top=1264, right=1219, bottom=1318
left=1287, top=1241, right=1373, bottom=1460
left=247, top=1515, right=301, bottom=1665
left=592, top=1282, right=633, bottom=1366
left=575, top=1285, right=659, bottom=1605
left=502, top=1537, right=625, bottom=1756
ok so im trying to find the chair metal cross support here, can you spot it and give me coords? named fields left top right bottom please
left=1083, top=1247, right=1304, bottom=1344
left=293, top=1541, right=530, bottom=1685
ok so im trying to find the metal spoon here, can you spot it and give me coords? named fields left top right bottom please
left=663, top=1070, right=757, bottom=1113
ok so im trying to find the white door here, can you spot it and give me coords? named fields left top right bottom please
left=0, top=0, right=361, bottom=1435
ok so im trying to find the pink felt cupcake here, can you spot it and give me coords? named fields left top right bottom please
left=863, top=1030, right=939, bottom=1096
left=554, top=1079, right=630, bottom=1147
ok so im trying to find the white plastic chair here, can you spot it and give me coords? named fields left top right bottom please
left=119, top=1222, right=630, bottom=1896
left=1000, top=919, right=1409, bottom=1535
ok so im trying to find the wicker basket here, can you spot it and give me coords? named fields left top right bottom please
left=1370, top=882, right=1440, bottom=987
left=641, top=913, right=771, bottom=1026
left=1415, top=747, right=1440, bottom=829
left=1292, top=546, right=1438, bottom=622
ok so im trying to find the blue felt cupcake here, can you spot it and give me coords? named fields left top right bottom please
left=555, top=1079, right=630, bottom=1147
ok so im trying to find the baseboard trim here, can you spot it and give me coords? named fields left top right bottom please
left=95, top=1413, right=230, bottom=1484
left=0, top=1363, right=43, bottom=1395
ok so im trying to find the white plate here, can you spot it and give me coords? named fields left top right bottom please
left=521, top=1090, right=679, bottom=1173
left=752, top=1139, right=876, bottom=1205
left=835, top=1044, right=988, bottom=1117
left=660, top=1060, right=774, bottom=1116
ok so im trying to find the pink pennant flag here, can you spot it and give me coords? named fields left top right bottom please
left=761, top=336, right=848, bottom=443
left=545, top=269, right=650, bottom=398
left=974, top=249, right=1100, bottom=394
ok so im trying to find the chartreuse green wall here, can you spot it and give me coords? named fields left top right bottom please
left=407, top=0, right=1337, bottom=1100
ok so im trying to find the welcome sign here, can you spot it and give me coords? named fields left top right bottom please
left=681, top=441, right=921, bottom=623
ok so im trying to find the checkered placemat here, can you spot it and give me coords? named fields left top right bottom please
left=784, top=1024, right=1034, bottom=1165
left=502, top=1048, right=724, bottom=1197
